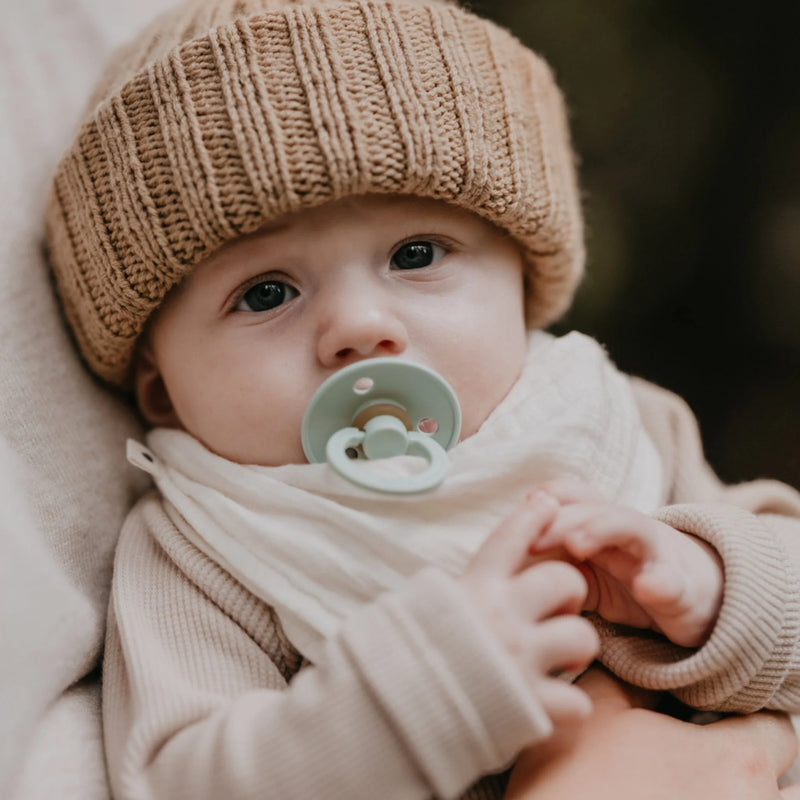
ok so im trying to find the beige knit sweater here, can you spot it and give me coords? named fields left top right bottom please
left=103, top=378, right=800, bottom=800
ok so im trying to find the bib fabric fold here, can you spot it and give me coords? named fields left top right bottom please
left=129, top=331, right=663, bottom=661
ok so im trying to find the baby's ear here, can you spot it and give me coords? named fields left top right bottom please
left=133, top=341, right=182, bottom=429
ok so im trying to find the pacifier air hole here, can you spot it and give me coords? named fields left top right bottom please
left=353, top=377, right=374, bottom=394
left=417, top=417, right=438, bottom=435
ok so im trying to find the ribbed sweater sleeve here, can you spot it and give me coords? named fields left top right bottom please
left=103, top=495, right=550, bottom=800
left=596, top=378, right=800, bottom=713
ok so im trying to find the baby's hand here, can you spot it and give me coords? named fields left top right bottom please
left=531, top=478, right=724, bottom=648
left=459, top=492, right=600, bottom=725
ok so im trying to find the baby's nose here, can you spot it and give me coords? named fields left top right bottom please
left=315, top=279, right=408, bottom=367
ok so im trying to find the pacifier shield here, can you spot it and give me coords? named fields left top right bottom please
left=301, top=358, right=461, bottom=466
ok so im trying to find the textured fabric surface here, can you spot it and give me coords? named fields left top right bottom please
left=103, top=378, right=800, bottom=800
left=0, top=2, right=175, bottom=798
left=130, top=331, right=662, bottom=661
left=106, top=510, right=538, bottom=799
left=45, top=0, right=584, bottom=386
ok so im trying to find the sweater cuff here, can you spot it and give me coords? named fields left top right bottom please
left=598, top=503, right=800, bottom=712
left=339, top=567, right=551, bottom=799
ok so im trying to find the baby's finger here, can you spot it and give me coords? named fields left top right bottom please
left=633, top=562, right=686, bottom=607
left=536, top=676, right=593, bottom=723
left=471, top=491, right=560, bottom=575
left=531, top=502, right=608, bottom=551
left=536, top=504, right=657, bottom=560
left=532, top=615, right=600, bottom=675
left=514, top=559, right=589, bottom=619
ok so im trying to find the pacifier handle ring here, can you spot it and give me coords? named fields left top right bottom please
left=302, top=357, right=461, bottom=493
left=326, top=427, right=450, bottom=494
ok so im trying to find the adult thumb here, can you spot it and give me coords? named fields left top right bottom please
left=574, top=665, right=661, bottom=714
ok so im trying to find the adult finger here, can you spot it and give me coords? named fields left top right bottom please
left=714, top=710, right=798, bottom=777
left=573, top=664, right=661, bottom=712
left=781, top=787, right=800, bottom=799
left=470, top=491, right=559, bottom=574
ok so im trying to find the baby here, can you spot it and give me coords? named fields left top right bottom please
left=45, top=0, right=800, bottom=798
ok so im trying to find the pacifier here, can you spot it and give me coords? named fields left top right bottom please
left=301, top=358, right=461, bottom=494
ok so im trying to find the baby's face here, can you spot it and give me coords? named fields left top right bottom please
left=137, top=195, right=528, bottom=466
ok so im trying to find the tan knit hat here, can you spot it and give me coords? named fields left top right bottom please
left=45, top=0, right=584, bottom=386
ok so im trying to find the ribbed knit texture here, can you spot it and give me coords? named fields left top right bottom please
left=44, top=0, right=584, bottom=385
left=129, top=331, right=663, bottom=663
left=598, top=503, right=800, bottom=713
left=102, top=379, right=800, bottom=799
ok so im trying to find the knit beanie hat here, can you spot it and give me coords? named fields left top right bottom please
left=45, top=0, right=584, bottom=387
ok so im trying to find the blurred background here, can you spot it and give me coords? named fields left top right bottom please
left=476, top=1, right=800, bottom=488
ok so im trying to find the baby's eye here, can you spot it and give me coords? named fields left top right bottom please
left=235, top=280, right=298, bottom=312
left=390, top=240, right=447, bottom=270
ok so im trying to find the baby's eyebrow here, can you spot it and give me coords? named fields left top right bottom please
left=206, top=221, right=292, bottom=268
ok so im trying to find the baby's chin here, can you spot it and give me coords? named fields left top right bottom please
left=247, top=447, right=310, bottom=469
left=457, top=402, right=504, bottom=442
left=197, top=434, right=308, bottom=469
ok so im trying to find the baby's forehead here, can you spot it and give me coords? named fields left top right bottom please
left=168, top=193, right=519, bottom=302
left=243, top=194, right=501, bottom=239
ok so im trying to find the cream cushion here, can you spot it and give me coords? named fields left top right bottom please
left=0, top=2, right=175, bottom=797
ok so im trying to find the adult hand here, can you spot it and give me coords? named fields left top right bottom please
left=505, top=666, right=800, bottom=799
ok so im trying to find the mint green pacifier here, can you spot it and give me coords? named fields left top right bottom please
left=301, top=358, right=461, bottom=494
